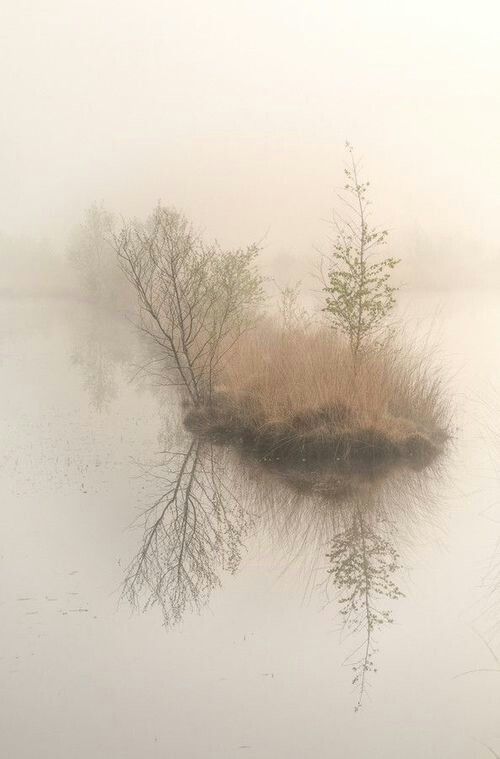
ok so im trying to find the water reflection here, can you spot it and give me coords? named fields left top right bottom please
left=326, top=506, right=404, bottom=710
left=245, top=455, right=442, bottom=709
left=69, top=305, right=131, bottom=411
left=66, top=301, right=447, bottom=709
left=480, top=535, right=500, bottom=643
left=123, top=438, right=250, bottom=626
left=476, top=401, right=500, bottom=644
left=125, top=420, right=445, bottom=709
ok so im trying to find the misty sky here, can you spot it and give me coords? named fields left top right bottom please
left=1, top=1, right=499, bottom=284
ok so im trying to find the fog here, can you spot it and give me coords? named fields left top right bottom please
left=1, top=0, right=499, bottom=292
left=3, top=6, right=500, bottom=755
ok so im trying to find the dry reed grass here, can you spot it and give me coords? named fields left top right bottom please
left=184, top=319, right=449, bottom=466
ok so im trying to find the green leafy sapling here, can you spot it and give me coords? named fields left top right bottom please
left=323, top=143, right=400, bottom=359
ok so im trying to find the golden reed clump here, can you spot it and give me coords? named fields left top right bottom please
left=184, top=320, right=449, bottom=468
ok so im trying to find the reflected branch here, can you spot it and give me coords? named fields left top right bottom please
left=123, top=439, right=249, bottom=626
left=327, top=506, right=404, bottom=710
left=70, top=305, right=130, bottom=411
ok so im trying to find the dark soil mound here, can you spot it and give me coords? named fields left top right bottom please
left=183, top=395, right=444, bottom=470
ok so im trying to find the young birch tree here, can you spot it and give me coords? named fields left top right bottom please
left=323, top=143, right=400, bottom=359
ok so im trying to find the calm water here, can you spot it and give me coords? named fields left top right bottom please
left=1, top=294, right=500, bottom=758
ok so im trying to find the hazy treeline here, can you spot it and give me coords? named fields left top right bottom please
left=1, top=212, right=499, bottom=300
left=2, top=2, right=498, bottom=301
left=0, top=232, right=71, bottom=298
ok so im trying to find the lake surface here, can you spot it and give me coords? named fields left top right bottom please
left=1, top=293, right=500, bottom=758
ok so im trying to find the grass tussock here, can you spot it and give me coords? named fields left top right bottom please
left=184, top=321, right=449, bottom=468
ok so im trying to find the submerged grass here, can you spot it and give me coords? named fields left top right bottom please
left=184, top=320, right=450, bottom=468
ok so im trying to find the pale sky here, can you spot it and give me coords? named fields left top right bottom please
left=1, top=0, right=499, bottom=284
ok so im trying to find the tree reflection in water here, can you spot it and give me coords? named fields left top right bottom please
left=124, top=424, right=444, bottom=709
left=123, top=438, right=249, bottom=626
left=245, top=452, right=444, bottom=710
left=70, top=306, right=130, bottom=412
left=327, top=506, right=404, bottom=710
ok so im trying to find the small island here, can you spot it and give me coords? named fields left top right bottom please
left=113, top=145, right=449, bottom=477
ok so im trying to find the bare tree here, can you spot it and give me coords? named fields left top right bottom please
left=123, top=438, right=249, bottom=626
left=114, top=206, right=264, bottom=404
